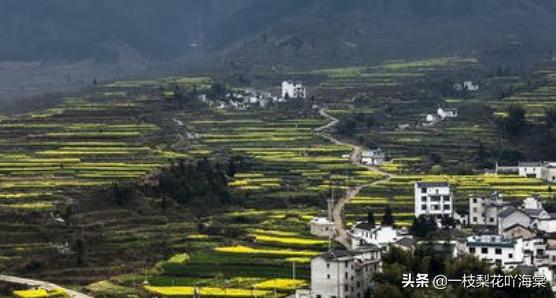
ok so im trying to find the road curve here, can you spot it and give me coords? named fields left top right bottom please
left=0, top=274, right=92, bottom=298
left=313, top=107, right=396, bottom=249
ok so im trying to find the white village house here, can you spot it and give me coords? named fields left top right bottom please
left=360, top=149, right=386, bottom=166
left=516, top=161, right=556, bottom=183
left=465, top=235, right=524, bottom=270
left=310, top=217, right=336, bottom=238
left=414, top=182, right=454, bottom=220
left=349, top=222, right=408, bottom=250
left=282, top=81, right=306, bottom=99
left=437, top=107, right=458, bottom=119
left=468, top=192, right=509, bottom=226
left=296, top=246, right=381, bottom=298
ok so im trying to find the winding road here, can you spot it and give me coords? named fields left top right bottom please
left=0, top=274, right=92, bottom=298
left=314, top=108, right=396, bottom=249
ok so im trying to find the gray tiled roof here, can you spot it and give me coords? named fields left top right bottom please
left=523, top=209, right=544, bottom=217
left=352, top=222, right=376, bottom=231
left=395, top=237, right=415, bottom=248
left=498, top=206, right=530, bottom=218
left=518, top=162, right=542, bottom=167
left=415, top=181, right=449, bottom=188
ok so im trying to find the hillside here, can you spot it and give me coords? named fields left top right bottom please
left=218, top=0, right=556, bottom=70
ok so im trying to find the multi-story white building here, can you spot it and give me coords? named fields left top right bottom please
left=414, top=182, right=453, bottom=219
left=302, top=246, right=381, bottom=298
left=465, top=235, right=524, bottom=270
left=360, top=149, right=386, bottom=166
left=282, top=81, right=306, bottom=99
left=468, top=192, right=509, bottom=226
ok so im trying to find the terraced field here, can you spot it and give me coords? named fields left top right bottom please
left=85, top=99, right=387, bottom=297
left=5, top=56, right=556, bottom=298
left=345, top=173, right=555, bottom=225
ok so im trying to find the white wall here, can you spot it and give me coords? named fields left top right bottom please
left=414, top=184, right=452, bottom=218
left=519, top=166, right=543, bottom=178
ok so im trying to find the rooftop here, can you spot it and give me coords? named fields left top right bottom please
left=415, top=181, right=449, bottom=188
left=467, top=235, right=516, bottom=248
left=498, top=206, right=527, bottom=218
left=319, top=245, right=380, bottom=261
left=518, top=162, right=543, bottom=167
left=352, top=222, right=377, bottom=231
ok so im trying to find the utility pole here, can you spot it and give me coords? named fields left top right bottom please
left=292, top=261, right=296, bottom=281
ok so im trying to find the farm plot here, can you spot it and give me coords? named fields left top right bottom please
left=0, top=92, right=189, bottom=278
left=344, top=173, right=555, bottom=226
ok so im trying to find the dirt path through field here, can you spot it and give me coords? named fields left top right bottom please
left=314, top=107, right=396, bottom=249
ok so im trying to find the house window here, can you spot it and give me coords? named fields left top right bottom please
left=469, top=247, right=476, bottom=253
left=421, top=196, right=427, bottom=201
left=495, top=248, right=502, bottom=255
left=422, top=205, right=427, bottom=211
left=473, top=198, right=477, bottom=203
left=473, top=217, right=478, bottom=222
left=552, top=256, right=556, bottom=262
left=421, top=187, right=427, bottom=193
left=489, top=217, right=494, bottom=223
left=472, top=207, right=478, bottom=212
left=345, top=272, right=348, bottom=279
left=508, top=253, right=513, bottom=259
left=316, top=296, right=322, bottom=298
left=345, top=285, right=348, bottom=291
left=481, top=247, right=488, bottom=254
left=443, top=204, right=450, bottom=210
left=327, top=274, right=330, bottom=279
left=327, top=263, right=330, bottom=268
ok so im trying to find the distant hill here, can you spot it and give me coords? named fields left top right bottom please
left=214, top=0, right=556, bottom=70
left=1, top=0, right=556, bottom=101
left=0, top=0, right=251, bottom=62
left=2, top=0, right=555, bottom=65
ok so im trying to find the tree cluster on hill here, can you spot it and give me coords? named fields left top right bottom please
left=493, top=105, right=556, bottom=162
left=335, top=113, right=376, bottom=137
left=154, top=158, right=236, bottom=215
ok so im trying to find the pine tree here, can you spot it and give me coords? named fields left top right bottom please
left=382, top=205, right=395, bottom=226
left=367, top=209, right=376, bottom=228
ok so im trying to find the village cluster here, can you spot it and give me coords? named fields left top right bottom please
left=199, top=81, right=307, bottom=110
left=298, top=160, right=556, bottom=297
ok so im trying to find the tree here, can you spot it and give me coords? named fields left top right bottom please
left=410, top=215, right=437, bottom=237
left=367, top=209, right=376, bottom=228
left=382, top=205, right=395, bottom=226
left=75, top=238, right=86, bottom=265
left=226, top=160, right=237, bottom=177
left=500, top=105, right=526, bottom=137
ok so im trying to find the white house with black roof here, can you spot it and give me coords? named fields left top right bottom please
left=517, top=161, right=556, bottom=182
left=469, top=192, right=509, bottom=226
left=350, top=222, right=406, bottom=250
left=519, top=162, right=545, bottom=178
left=414, top=182, right=453, bottom=219
left=360, top=149, right=386, bottom=166
left=465, top=235, right=525, bottom=270
left=498, top=206, right=532, bottom=232
left=298, top=246, right=381, bottom=298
